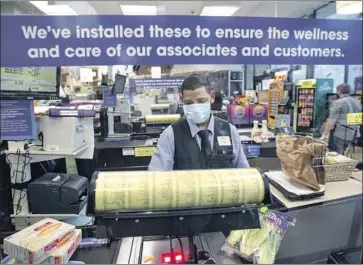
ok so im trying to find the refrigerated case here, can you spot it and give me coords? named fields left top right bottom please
left=294, top=79, right=334, bottom=135
left=267, top=81, right=284, bottom=128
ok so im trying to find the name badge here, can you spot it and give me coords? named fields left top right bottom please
left=217, top=136, right=231, bottom=146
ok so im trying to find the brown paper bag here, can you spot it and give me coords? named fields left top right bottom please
left=276, top=134, right=326, bottom=190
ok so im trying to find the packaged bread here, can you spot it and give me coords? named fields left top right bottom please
left=46, top=229, right=82, bottom=264
left=4, top=218, right=75, bottom=264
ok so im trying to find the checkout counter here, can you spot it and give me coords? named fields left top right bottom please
left=94, top=115, right=280, bottom=172
left=78, top=168, right=272, bottom=264
left=2, top=105, right=361, bottom=264
left=69, top=169, right=362, bottom=264
left=271, top=175, right=362, bottom=263
left=94, top=114, right=181, bottom=171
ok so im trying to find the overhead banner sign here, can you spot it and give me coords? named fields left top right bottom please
left=1, top=15, right=361, bottom=67
left=129, top=77, right=184, bottom=89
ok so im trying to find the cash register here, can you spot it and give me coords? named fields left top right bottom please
left=27, top=173, right=88, bottom=214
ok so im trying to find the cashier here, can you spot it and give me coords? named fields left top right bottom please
left=149, top=74, right=250, bottom=170
left=320, top=83, right=362, bottom=154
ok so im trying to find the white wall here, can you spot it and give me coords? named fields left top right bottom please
left=314, top=65, right=345, bottom=90
left=292, top=65, right=307, bottom=83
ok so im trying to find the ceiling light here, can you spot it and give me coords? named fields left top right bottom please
left=30, top=1, right=77, bottom=15
left=200, top=6, right=239, bottom=17
left=336, top=1, right=362, bottom=15
left=120, top=5, right=157, bottom=15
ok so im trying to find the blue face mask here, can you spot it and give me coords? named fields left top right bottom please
left=183, top=102, right=211, bottom=124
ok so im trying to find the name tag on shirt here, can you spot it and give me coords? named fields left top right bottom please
left=217, top=136, right=231, bottom=146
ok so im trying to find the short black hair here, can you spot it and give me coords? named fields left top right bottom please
left=336, top=83, right=351, bottom=95
left=180, top=74, right=209, bottom=94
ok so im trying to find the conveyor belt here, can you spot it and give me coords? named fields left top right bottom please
left=115, top=233, right=242, bottom=264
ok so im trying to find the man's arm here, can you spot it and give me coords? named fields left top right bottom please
left=148, top=126, right=175, bottom=170
left=229, top=124, right=250, bottom=168
left=322, top=101, right=340, bottom=139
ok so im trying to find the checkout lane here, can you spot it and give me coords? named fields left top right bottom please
left=69, top=170, right=362, bottom=264
left=78, top=108, right=361, bottom=264
left=2, top=94, right=361, bottom=264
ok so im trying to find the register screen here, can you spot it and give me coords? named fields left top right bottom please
left=242, top=143, right=261, bottom=158
left=0, top=67, right=59, bottom=99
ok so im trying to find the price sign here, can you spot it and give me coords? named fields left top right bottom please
left=347, top=112, right=362, bottom=125
left=60, top=110, right=79, bottom=116
left=298, top=79, right=316, bottom=88
left=134, top=147, right=156, bottom=157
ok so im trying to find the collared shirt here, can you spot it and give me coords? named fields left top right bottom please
left=148, top=115, right=250, bottom=170
left=329, top=95, right=361, bottom=141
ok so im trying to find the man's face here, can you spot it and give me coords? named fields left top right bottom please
left=182, top=87, right=215, bottom=105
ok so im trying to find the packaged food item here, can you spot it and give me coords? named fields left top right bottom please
left=251, top=121, right=263, bottom=143
left=47, top=229, right=82, bottom=264
left=9, top=230, right=81, bottom=264
left=4, top=218, right=75, bottom=264
left=221, top=210, right=295, bottom=264
left=260, top=120, right=269, bottom=141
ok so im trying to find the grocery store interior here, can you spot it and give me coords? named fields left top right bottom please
left=0, top=0, right=362, bottom=264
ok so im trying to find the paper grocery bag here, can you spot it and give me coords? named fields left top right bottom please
left=276, top=134, right=326, bottom=191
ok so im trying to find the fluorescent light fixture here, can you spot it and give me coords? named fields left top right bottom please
left=120, top=5, right=157, bottom=15
left=336, top=1, right=362, bottom=15
left=30, top=1, right=77, bottom=15
left=200, top=6, right=239, bottom=17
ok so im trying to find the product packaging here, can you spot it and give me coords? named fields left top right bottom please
left=260, top=120, right=270, bottom=141
left=46, top=229, right=82, bottom=264
left=249, top=104, right=268, bottom=122
left=7, top=230, right=82, bottom=264
left=221, top=210, right=295, bottom=264
left=275, top=134, right=326, bottom=190
left=4, top=218, right=75, bottom=264
left=227, top=104, right=250, bottom=125
left=251, top=121, right=263, bottom=143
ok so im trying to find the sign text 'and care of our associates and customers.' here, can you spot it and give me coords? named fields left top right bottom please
left=0, top=15, right=362, bottom=67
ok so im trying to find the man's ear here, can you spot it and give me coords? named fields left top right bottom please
left=210, top=91, right=215, bottom=104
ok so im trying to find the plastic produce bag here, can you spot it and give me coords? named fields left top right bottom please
left=221, top=210, right=295, bottom=264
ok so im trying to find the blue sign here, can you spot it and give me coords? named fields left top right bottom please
left=129, top=77, right=184, bottom=89
left=102, top=88, right=117, bottom=107
left=1, top=15, right=361, bottom=67
left=0, top=100, right=36, bottom=140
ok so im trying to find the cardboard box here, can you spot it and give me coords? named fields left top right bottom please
left=4, top=218, right=75, bottom=264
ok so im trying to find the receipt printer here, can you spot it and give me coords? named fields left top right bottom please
left=28, top=173, right=88, bottom=214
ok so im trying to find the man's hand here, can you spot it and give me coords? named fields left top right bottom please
left=319, top=135, right=329, bottom=143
